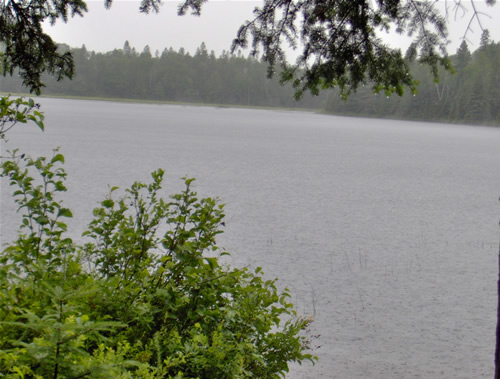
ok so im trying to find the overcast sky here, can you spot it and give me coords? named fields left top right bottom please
left=44, top=0, right=500, bottom=58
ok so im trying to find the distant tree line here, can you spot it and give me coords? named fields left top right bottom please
left=325, top=33, right=500, bottom=126
left=1, top=37, right=498, bottom=125
left=0, top=41, right=326, bottom=109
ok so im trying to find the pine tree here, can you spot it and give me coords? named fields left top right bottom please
left=455, top=41, right=472, bottom=71
left=480, top=29, right=492, bottom=48
left=123, top=40, right=133, bottom=56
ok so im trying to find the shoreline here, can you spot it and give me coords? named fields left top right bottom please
left=2, top=92, right=498, bottom=127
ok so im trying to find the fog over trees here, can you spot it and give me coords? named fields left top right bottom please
left=2, top=36, right=498, bottom=125
left=1, top=41, right=327, bottom=109
left=326, top=34, right=500, bottom=125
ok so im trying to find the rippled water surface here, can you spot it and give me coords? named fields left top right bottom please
left=2, top=98, right=500, bottom=378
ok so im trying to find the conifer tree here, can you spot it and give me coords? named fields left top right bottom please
left=480, top=29, right=492, bottom=48
left=455, top=41, right=472, bottom=71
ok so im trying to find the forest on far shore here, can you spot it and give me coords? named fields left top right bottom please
left=1, top=36, right=498, bottom=125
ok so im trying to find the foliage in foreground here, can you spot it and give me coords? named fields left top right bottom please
left=0, top=141, right=315, bottom=377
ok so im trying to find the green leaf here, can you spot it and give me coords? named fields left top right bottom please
left=35, top=215, right=49, bottom=225
left=50, top=154, right=65, bottom=164
left=57, top=208, right=73, bottom=218
left=101, top=199, right=114, bottom=208
left=204, top=257, right=218, bottom=269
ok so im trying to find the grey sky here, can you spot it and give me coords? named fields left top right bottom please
left=45, top=1, right=259, bottom=56
left=44, top=0, right=500, bottom=58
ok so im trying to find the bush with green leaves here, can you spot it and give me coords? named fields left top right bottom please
left=0, top=97, right=45, bottom=140
left=0, top=114, right=316, bottom=377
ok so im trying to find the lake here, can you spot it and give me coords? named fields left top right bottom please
left=1, top=98, right=500, bottom=378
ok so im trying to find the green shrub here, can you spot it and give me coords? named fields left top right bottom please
left=0, top=127, right=316, bottom=377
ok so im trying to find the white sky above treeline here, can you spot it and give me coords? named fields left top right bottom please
left=44, top=0, right=500, bottom=58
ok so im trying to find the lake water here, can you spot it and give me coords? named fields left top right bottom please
left=1, top=98, right=500, bottom=378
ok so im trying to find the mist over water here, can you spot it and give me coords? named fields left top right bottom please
left=2, top=98, right=500, bottom=378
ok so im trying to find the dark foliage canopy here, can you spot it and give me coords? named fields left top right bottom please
left=0, top=0, right=87, bottom=94
left=0, top=0, right=496, bottom=96
left=227, top=0, right=496, bottom=98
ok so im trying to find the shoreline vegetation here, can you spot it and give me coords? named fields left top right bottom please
left=1, top=91, right=497, bottom=133
left=0, top=92, right=321, bottom=114
left=3, top=92, right=496, bottom=130
left=1, top=39, right=498, bottom=126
